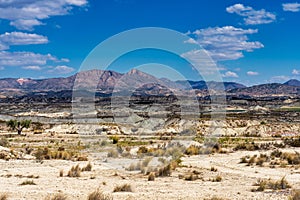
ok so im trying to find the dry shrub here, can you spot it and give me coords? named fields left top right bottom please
left=107, top=149, right=118, bottom=158
left=44, top=193, right=68, bottom=200
left=204, top=197, right=227, bottom=200
left=19, top=180, right=36, bottom=185
left=82, top=162, right=92, bottom=172
left=0, top=193, right=8, bottom=200
left=87, top=189, right=113, bottom=200
left=211, top=166, right=218, bottom=172
left=157, top=164, right=172, bottom=177
left=148, top=172, right=155, bottom=181
left=59, top=170, right=64, bottom=177
left=289, top=189, right=300, bottom=200
left=113, top=184, right=132, bottom=192
left=0, top=137, right=9, bottom=147
left=67, top=165, right=81, bottom=177
left=252, top=177, right=291, bottom=192
left=184, top=173, right=199, bottom=181
left=185, top=145, right=199, bottom=155
left=211, top=175, right=222, bottom=182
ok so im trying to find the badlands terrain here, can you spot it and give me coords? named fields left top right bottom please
left=0, top=70, right=300, bottom=200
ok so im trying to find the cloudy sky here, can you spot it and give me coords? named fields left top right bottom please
left=0, top=0, right=299, bottom=85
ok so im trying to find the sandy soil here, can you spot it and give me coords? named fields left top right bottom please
left=1, top=147, right=300, bottom=200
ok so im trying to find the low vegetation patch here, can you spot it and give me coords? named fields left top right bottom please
left=67, top=164, right=81, bottom=177
left=210, top=175, right=222, bottom=182
left=87, top=189, right=113, bottom=200
left=0, top=193, right=8, bottom=200
left=34, top=147, right=87, bottom=161
left=240, top=150, right=300, bottom=168
left=252, top=177, right=291, bottom=192
left=82, top=162, right=92, bottom=172
left=113, top=184, right=133, bottom=192
left=0, top=137, right=9, bottom=147
left=19, top=180, right=36, bottom=185
left=44, top=193, right=68, bottom=200
left=289, top=189, right=300, bottom=200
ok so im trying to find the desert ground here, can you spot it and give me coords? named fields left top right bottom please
left=1, top=107, right=300, bottom=200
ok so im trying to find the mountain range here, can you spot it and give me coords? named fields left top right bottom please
left=0, top=69, right=299, bottom=98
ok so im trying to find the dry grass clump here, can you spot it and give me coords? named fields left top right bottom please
left=0, top=193, right=8, bottom=200
left=44, top=193, right=68, bottom=200
left=183, top=173, right=199, bottom=181
left=126, top=157, right=152, bottom=173
left=87, top=189, right=113, bottom=200
left=178, top=170, right=202, bottom=181
left=210, top=175, right=222, bottom=182
left=0, top=137, right=9, bottom=147
left=34, top=147, right=87, bottom=161
left=241, top=150, right=300, bottom=168
left=113, top=184, right=133, bottom=192
left=204, top=197, right=227, bottom=200
left=67, top=164, right=81, bottom=177
left=59, top=169, right=64, bottom=177
left=252, top=177, right=291, bottom=192
left=148, top=172, right=155, bottom=181
left=14, top=174, right=39, bottom=179
left=185, top=145, right=199, bottom=155
left=284, top=137, right=300, bottom=147
left=82, top=162, right=92, bottom=172
left=107, top=149, right=118, bottom=158
left=157, top=164, right=172, bottom=177
left=211, top=166, right=218, bottom=172
left=289, top=189, right=300, bottom=200
left=19, top=180, right=36, bottom=185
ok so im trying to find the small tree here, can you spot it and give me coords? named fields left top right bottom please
left=6, top=119, right=31, bottom=135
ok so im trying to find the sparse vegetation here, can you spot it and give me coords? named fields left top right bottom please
left=252, top=177, right=291, bottom=192
left=67, top=165, right=81, bottom=177
left=289, top=189, right=300, bottom=200
left=148, top=172, right=155, bottom=181
left=0, top=193, right=8, bottom=200
left=113, top=184, right=133, bottom=192
left=6, top=119, right=31, bottom=135
left=107, top=148, right=118, bottom=158
left=210, top=175, right=222, bottom=182
left=59, top=169, right=64, bottom=177
left=241, top=150, right=300, bottom=167
left=87, top=189, right=113, bottom=200
left=82, top=162, right=92, bottom=172
left=0, top=137, right=9, bottom=147
left=19, top=180, right=36, bottom=185
left=44, top=193, right=68, bottom=200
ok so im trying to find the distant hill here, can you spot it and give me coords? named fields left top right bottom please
left=0, top=70, right=299, bottom=98
left=284, top=79, right=300, bottom=87
left=176, top=80, right=246, bottom=91
left=228, top=82, right=300, bottom=96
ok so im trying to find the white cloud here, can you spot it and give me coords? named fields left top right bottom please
left=181, top=49, right=219, bottom=75
left=22, top=65, right=42, bottom=70
left=10, top=19, right=44, bottom=31
left=269, top=75, right=290, bottom=83
left=226, top=4, right=276, bottom=25
left=187, top=26, right=264, bottom=61
left=283, top=3, right=300, bottom=12
left=247, top=71, right=259, bottom=76
left=0, top=32, right=48, bottom=50
left=0, top=51, right=58, bottom=67
left=222, top=71, right=239, bottom=78
left=0, top=0, right=88, bottom=30
left=292, top=69, right=300, bottom=75
left=47, top=65, right=75, bottom=74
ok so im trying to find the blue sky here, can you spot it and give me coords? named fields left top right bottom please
left=0, top=0, right=300, bottom=85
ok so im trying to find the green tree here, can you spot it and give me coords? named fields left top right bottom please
left=6, top=119, right=31, bottom=135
